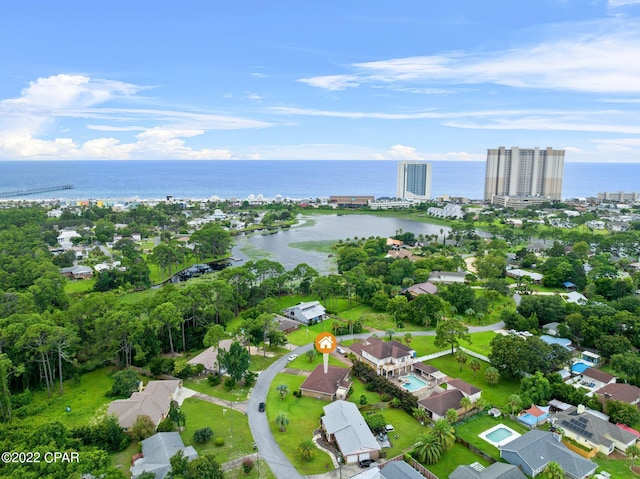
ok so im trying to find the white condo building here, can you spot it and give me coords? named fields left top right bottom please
left=485, top=147, right=565, bottom=204
left=397, top=161, right=432, bottom=201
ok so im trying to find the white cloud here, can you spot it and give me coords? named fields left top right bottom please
left=299, top=19, right=640, bottom=94
left=0, top=73, right=272, bottom=159
left=246, top=92, right=263, bottom=101
left=387, top=144, right=424, bottom=161
left=609, top=0, right=640, bottom=7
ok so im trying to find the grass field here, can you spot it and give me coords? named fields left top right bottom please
left=426, top=443, right=490, bottom=478
left=180, top=397, right=254, bottom=463
left=455, top=414, right=530, bottom=460
left=288, top=240, right=338, bottom=253
left=64, top=278, right=96, bottom=294
left=183, top=377, right=253, bottom=402
left=266, top=373, right=332, bottom=475
left=23, top=366, right=118, bottom=429
left=428, top=355, right=520, bottom=408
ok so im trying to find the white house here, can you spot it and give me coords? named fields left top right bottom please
left=282, top=301, right=327, bottom=325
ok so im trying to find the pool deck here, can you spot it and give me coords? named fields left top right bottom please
left=478, top=423, right=522, bottom=448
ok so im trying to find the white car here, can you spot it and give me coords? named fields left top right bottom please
left=288, top=354, right=298, bottom=361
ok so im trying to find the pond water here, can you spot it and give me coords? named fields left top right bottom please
left=230, top=214, right=452, bottom=274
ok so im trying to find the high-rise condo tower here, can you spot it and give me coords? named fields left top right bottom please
left=397, top=161, right=432, bottom=201
left=485, top=147, right=565, bottom=206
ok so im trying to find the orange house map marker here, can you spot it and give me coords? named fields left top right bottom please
left=315, top=332, right=337, bottom=374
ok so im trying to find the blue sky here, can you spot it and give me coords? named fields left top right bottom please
left=1, top=0, right=640, bottom=162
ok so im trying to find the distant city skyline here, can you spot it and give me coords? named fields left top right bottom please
left=2, top=1, right=640, bottom=162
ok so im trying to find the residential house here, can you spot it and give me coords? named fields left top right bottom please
left=403, top=281, right=438, bottom=297
left=349, top=337, right=416, bottom=377
left=282, top=301, right=327, bottom=325
left=447, top=379, right=482, bottom=402
left=187, top=339, right=232, bottom=374
left=274, top=315, right=300, bottom=334
left=564, top=291, right=588, bottom=305
left=500, top=430, right=597, bottom=479
left=596, top=382, right=640, bottom=406
left=581, top=368, right=616, bottom=390
left=380, top=461, right=429, bottom=479
left=321, top=400, right=381, bottom=464
left=418, top=389, right=464, bottom=421
left=412, top=362, right=446, bottom=385
left=450, top=462, right=527, bottom=479
left=56, top=229, right=81, bottom=249
left=506, top=268, right=543, bottom=284
left=554, top=405, right=637, bottom=454
left=300, top=365, right=351, bottom=401
left=60, top=265, right=93, bottom=280
left=428, top=271, right=466, bottom=284
left=131, top=432, right=198, bottom=479
left=107, top=380, right=181, bottom=430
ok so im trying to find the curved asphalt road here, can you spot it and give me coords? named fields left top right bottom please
left=248, top=322, right=504, bottom=479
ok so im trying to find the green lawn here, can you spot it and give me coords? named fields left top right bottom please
left=288, top=240, right=338, bottom=253
left=22, top=366, right=117, bottom=429
left=64, top=278, right=96, bottom=294
left=183, top=377, right=252, bottom=402
left=225, top=460, right=277, bottom=479
left=455, top=414, right=530, bottom=461
left=110, top=440, right=139, bottom=472
left=286, top=352, right=346, bottom=371
left=426, top=443, right=491, bottom=478
left=593, top=455, right=638, bottom=478
left=459, top=332, right=498, bottom=356
left=266, top=373, right=333, bottom=475
left=428, top=355, right=520, bottom=408
left=180, top=397, right=254, bottom=463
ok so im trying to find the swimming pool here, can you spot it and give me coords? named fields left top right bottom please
left=572, top=362, right=590, bottom=374
left=479, top=424, right=521, bottom=447
left=399, top=374, right=428, bottom=392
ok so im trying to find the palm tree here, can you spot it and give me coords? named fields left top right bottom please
left=445, top=408, right=459, bottom=425
left=404, top=332, right=412, bottom=346
left=627, top=444, right=640, bottom=468
left=460, top=396, right=472, bottom=415
left=297, top=437, right=317, bottom=461
left=276, top=384, right=289, bottom=401
left=431, top=418, right=456, bottom=453
left=469, top=358, right=481, bottom=377
left=475, top=398, right=488, bottom=413
left=412, top=408, right=429, bottom=425
left=413, top=430, right=442, bottom=465
left=275, top=411, right=290, bottom=432
left=507, top=394, right=521, bottom=416
left=542, top=461, right=565, bottom=479
left=455, top=350, right=468, bottom=371
left=305, top=348, right=317, bottom=362
left=386, top=328, right=396, bottom=340
left=484, top=366, right=501, bottom=386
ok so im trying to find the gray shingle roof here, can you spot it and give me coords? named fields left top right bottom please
left=449, top=463, right=527, bottom=479
left=321, top=400, right=380, bottom=456
left=380, top=461, right=425, bottom=479
left=555, top=406, right=637, bottom=448
left=131, top=432, right=198, bottom=479
left=500, top=430, right=596, bottom=478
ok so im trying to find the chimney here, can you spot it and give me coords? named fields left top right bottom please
left=577, top=404, right=586, bottom=414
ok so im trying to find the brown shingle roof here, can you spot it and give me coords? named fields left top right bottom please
left=413, top=362, right=439, bottom=374
left=447, top=378, right=481, bottom=396
left=582, top=368, right=615, bottom=383
left=418, top=389, right=463, bottom=417
left=300, top=365, right=351, bottom=396
left=596, top=383, right=640, bottom=404
left=349, top=337, right=413, bottom=361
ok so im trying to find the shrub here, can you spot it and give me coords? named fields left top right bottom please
left=242, top=458, right=255, bottom=473
left=193, top=427, right=213, bottom=443
left=214, top=437, right=225, bottom=447
left=224, top=376, right=236, bottom=390
left=360, top=394, right=368, bottom=405
left=207, top=374, right=221, bottom=387
left=156, top=417, right=176, bottom=432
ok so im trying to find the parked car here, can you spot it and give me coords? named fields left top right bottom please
left=358, top=459, right=373, bottom=468
left=288, top=354, right=297, bottom=361
left=258, top=402, right=265, bottom=412
left=336, top=346, right=344, bottom=354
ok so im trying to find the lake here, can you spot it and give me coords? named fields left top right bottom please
left=231, top=214, right=451, bottom=274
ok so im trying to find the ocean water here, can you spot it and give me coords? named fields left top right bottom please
left=0, top=160, right=638, bottom=201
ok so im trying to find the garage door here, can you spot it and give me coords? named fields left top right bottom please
left=358, top=452, right=370, bottom=461
left=345, top=455, right=357, bottom=464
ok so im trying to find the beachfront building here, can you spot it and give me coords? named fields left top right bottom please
left=485, top=147, right=565, bottom=205
left=397, top=161, right=432, bottom=201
